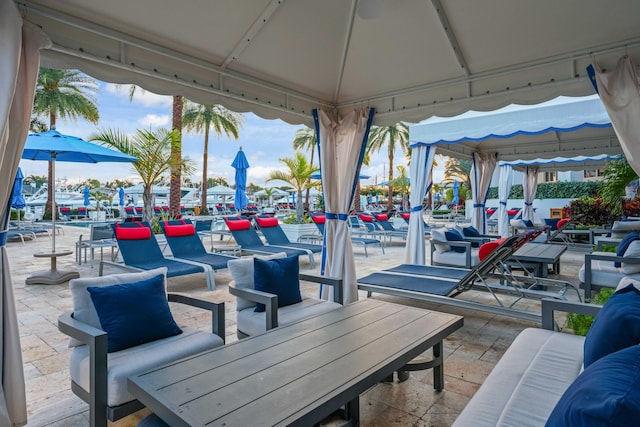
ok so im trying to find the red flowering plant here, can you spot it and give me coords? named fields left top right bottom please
left=564, top=196, right=618, bottom=228
left=622, top=197, right=640, bottom=218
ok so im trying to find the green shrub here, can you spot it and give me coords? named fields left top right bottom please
left=486, top=181, right=601, bottom=199
left=564, top=196, right=617, bottom=226
left=565, top=288, right=615, bottom=336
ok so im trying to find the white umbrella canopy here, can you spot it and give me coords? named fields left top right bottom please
left=18, top=0, right=640, bottom=128
left=206, top=185, right=235, bottom=196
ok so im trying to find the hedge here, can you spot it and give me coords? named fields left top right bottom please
left=485, top=181, right=600, bottom=199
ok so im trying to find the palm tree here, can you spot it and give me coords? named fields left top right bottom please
left=32, top=68, right=99, bottom=217
left=266, top=152, right=319, bottom=223
left=442, top=157, right=472, bottom=192
left=366, top=122, right=410, bottom=211
left=183, top=102, right=244, bottom=211
left=391, top=165, right=410, bottom=211
left=89, top=128, right=193, bottom=221
left=292, top=127, right=316, bottom=210
left=170, top=96, right=184, bottom=215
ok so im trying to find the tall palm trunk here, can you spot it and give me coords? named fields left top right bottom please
left=201, top=126, right=210, bottom=212
left=296, top=190, right=304, bottom=222
left=46, top=113, right=57, bottom=219
left=170, top=95, right=183, bottom=215
left=387, top=151, right=394, bottom=212
left=143, top=188, right=154, bottom=222
left=354, top=181, right=362, bottom=212
left=304, top=149, right=315, bottom=211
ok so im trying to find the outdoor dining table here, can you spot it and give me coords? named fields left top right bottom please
left=128, top=299, right=463, bottom=426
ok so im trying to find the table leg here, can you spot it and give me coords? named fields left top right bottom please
left=345, top=397, right=360, bottom=425
left=396, top=341, right=445, bottom=391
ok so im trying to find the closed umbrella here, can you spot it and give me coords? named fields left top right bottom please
left=83, top=185, right=90, bottom=207
left=22, top=128, right=137, bottom=284
left=118, top=187, right=125, bottom=217
left=453, top=181, right=459, bottom=209
left=11, top=168, right=26, bottom=228
left=231, top=147, right=249, bottom=210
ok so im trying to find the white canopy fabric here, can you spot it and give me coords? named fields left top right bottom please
left=522, top=166, right=538, bottom=222
left=595, top=56, right=640, bottom=177
left=0, top=2, right=49, bottom=425
left=500, top=154, right=619, bottom=172
left=470, top=153, right=497, bottom=233
left=497, top=165, right=513, bottom=238
left=404, top=145, right=435, bottom=264
left=15, top=0, right=640, bottom=127
left=206, top=185, right=235, bottom=196
left=316, top=107, right=373, bottom=304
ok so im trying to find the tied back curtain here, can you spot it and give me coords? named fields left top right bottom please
left=0, top=1, right=50, bottom=425
left=594, top=56, right=640, bottom=176
left=315, top=107, right=374, bottom=304
left=404, top=145, right=435, bottom=264
left=522, top=166, right=538, bottom=222
left=470, top=152, right=498, bottom=233
left=497, top=165, right=513, bottom=238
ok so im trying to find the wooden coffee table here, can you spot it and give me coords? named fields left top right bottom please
left=128, top=299, right=463, bottom=426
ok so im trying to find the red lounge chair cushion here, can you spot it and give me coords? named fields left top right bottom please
left=478, top=238, right=507, bottom=261
left=507, top=209, right=519, bottom=215
left=400, top=213, right=410, bottom=220
left=255, top=216, right=279, bottom=227
left=359, top=214, right=374, bottom=222
left=115, top=224, right=151, bottom=240
left=225, top=218, right=252, bottom=230
left=311, top=215, right=326, bottom=224
left=164, top=223, right=195, bottom=237
left=374, top=214, right=388, bottom=221
left=557, top=218, right=570, bottom=229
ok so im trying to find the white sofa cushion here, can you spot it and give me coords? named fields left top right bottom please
left=610, top=220, right=640, bottom=239
left=70, top=327, right=223, bottom=407
left=578, top=252, right=640, bottom=286
left=430, top=228, right=450, bottom=253
left=68, top=267, right=168, bottom=348
left=432, top=248, right=479, bottom=267
left=622, top=240, right=640, bottom=274
left=453, top=328, right=585, bottom=427
left=227, top=252, right=287, bottom=310
left=237, top=298, right=341, bottom=336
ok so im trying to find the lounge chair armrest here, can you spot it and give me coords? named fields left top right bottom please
left=58, top=311, right=108, bottom=345
left=446, top=240, right=472, bottom=249
left=168, top=293, right=225, bottom=342
left=228, top=284, right=279, bottom=330
left=463, top=236, right=492, bottom=244
left=585, top=252, right=640, bottom=264
left=541, top=299, right=602, bottom=331
left=298, top=273, right=344, bottom=304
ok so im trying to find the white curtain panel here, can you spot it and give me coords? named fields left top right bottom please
left=316, top=107, right=373, bottom=304
left=522, top=166, right=538, bottom=221
left=470, top=152, right=498, bottom=233
left=594, top=56, right=640, bottom=176
left=404, top=145, right=435, bottom=264
left=497, top=165, right=513, bottom=237
left=0, top=1, right=50, bottom=425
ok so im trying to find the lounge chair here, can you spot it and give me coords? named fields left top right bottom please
left=254, top=215, right=323, bottom=255
left=223, top=217, right=316, bottom=267
left=100, top=221, right=215, bottom=290
left=159, top=219, right=236, bottom=285
left=351, top=214, right=390, bottom=245
left=359, top=232, right=580, bottom=323
left=75, top=222, right=118, bottom=267
left=373, top=213, right=408, bottom=238
left=310, top=214, right=384, bottom=257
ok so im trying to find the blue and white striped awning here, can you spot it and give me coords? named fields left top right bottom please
left=409, top=96, right=622, bottom=161
left=500, top=154, right=620, bottom=172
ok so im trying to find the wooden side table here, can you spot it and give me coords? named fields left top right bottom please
left=26, top=250, right=80, bottom=285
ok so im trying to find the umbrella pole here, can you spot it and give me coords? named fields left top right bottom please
left=51, top=155, right=56, bottom=254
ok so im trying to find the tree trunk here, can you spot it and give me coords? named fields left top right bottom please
left=143, top=186, right=154, bottom=222
left=45, top=113, right=57, bottom=219
left=387, top=151, right=394, bottom=212
left=201, top=126, right=209, bottom=213
left=170, top=95, right=183, bottom=216
left=296, top=190, right=304, bottom=223
left=354, top=181, right=361, bottom=212
left=304, top=149, right=315, bottom=211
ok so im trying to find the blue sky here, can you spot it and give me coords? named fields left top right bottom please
left=20, top=82, right=417, bottom=188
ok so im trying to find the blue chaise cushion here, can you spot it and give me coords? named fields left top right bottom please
left=546, top=345, right=640, bottom=427
left=253, top=255, right=302, bottom=312
left=87, top=274, right=182, bottom=352
left=583, top=284, right=640, bottom=368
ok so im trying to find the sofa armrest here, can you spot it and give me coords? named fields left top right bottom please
left=228, top=284, right=279, bottom=330
left=168, top=293, right=225, bottom=343
left=583, top=252, right=640, bottom=301
left=298, top=273, right=344, bottom=304
left=541, top=299, right=602, bottom=331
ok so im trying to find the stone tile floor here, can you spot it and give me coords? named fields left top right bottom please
left=9, top=223, right=586, bottom=426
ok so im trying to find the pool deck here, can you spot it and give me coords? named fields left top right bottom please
left=11, top=222, right=586, bottom=426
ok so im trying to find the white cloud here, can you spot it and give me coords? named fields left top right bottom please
left=248, top=165, right=281, bottom=184
left=104, top=84, right=173, bottom=108
left=139, top=114, right=171, bottom=127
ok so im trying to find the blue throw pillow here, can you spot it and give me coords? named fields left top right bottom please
left=546, top=345, right=640, bottom=427
left=462, top=226, right=480, bottom=237
left=253, top=255, right=302, bottom=312
left=615, top=231, right=640, bottom=267
left=523, top=219, right=534, bottom=228
left=583, top=284, right=640, bottom=368
left=444, top=230, right=466, bottom=253
left=87, top=274, right=182, bottom=353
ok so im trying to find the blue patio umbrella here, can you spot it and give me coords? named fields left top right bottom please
left=23, top=128, right=137, bottom=254
left=83, top=185, right=90, bottom=207
left=118, top=187, right=125, bottom=217
left=11, top=168, right=25, bottom=210
left=453, top=181, right=459, bottom=206
left=231, top=147, right=249, bottom=210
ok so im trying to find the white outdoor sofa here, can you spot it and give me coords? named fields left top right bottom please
left=452, top=299, right=601, bottom=427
